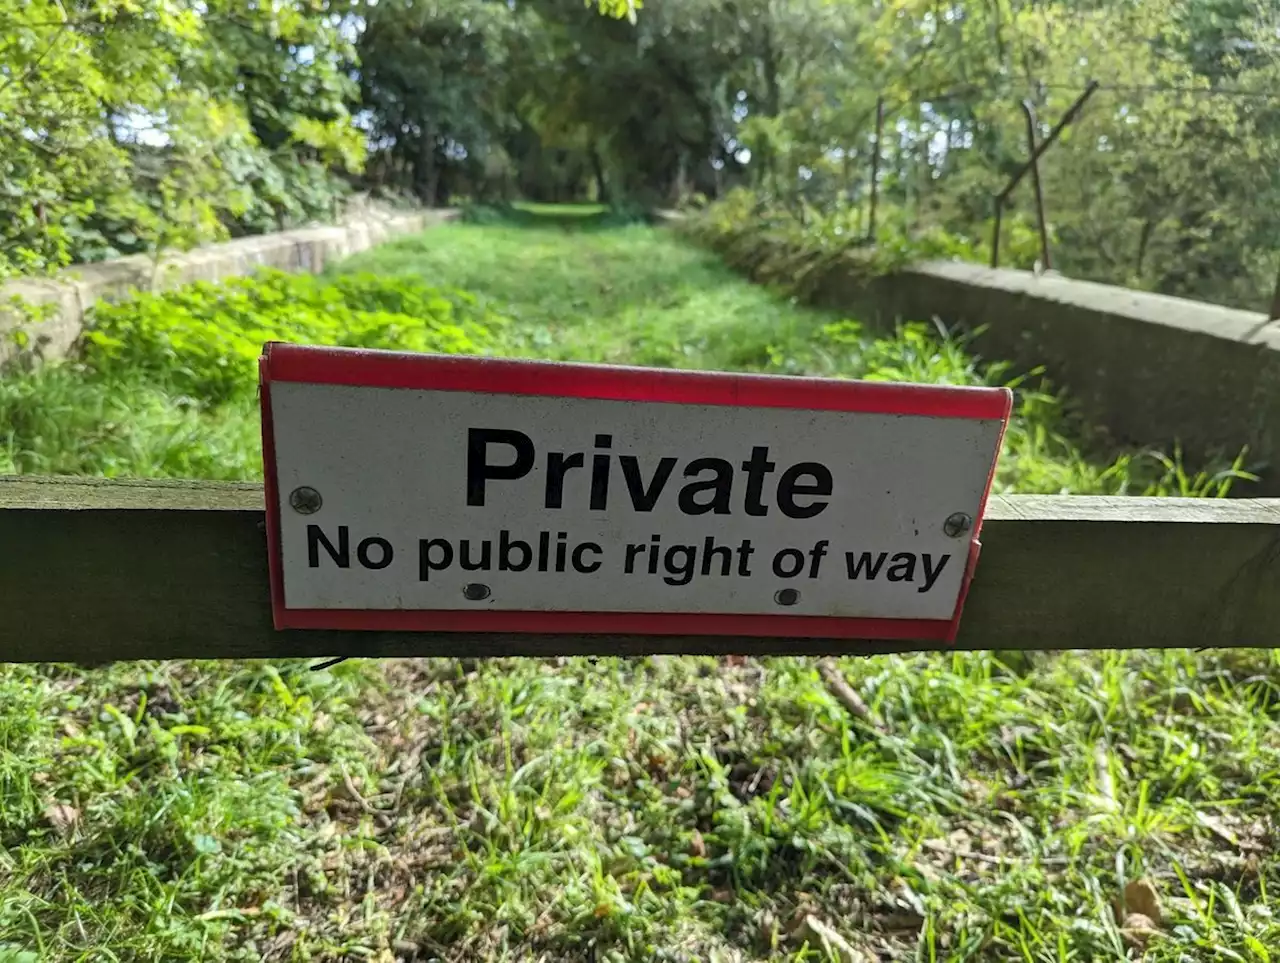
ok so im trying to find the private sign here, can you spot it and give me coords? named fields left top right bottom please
left=260, top=343, right=1011, bottom=642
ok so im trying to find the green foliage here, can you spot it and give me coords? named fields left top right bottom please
left=0, top=0, right=362, bottom=278
left=348, top=0, right=1280, bottom=309
left=0, top=658, right=386, bottom=958
left=682, top=187, right=990, bottom=297
left=0, top=366, right=261, bottom=479
left=357, top=0, right=531, bottom=206
left=0, top=213, right=1270, bottom=960
left=3, top=266, right=508, bottom=479
left=8, top=0, right=1280, bottom=314
left=83, top=269, right=507, bottom=404
left=349, top=213, right=1252, bottom=496
left=355, top=0, right=785, bottom=206
left=590, top=0, right=642, bottom=21
left=9, top=646, right=1280, bottom=958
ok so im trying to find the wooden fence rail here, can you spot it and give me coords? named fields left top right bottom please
left=4, top=476, right=1280, bottom=662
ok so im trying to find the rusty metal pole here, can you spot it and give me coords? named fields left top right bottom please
left=1021, top=100, right=1051, bottom=270
left=990, top=81, right=1098, bottom=269
left=1270, top=262, right=1280, bottom=321
left=995, top=81, right=1099, bottom=207
left=868, top=96, right=884, bottom=242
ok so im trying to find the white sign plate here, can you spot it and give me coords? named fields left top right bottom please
left=261, top=344, right=1011, bottom=641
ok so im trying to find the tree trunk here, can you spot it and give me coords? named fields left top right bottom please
left=760, top=22, right=781, bottom=117
left=415, top=122, right=438, bottom=207
left=1135, top=218, right=1155, bottom=280
left=671, top=149, right=689, bottom=206
left=590, top=146, right=610, bottom=204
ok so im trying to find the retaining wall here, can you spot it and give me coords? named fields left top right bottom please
left=0, top=207, right=457, bottom=366
left=809, top=260, right=1280, bottom=489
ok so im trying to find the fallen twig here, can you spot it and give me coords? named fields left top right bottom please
left=339, top=762, right=390, bottom=815
left=819, top=658, right=886, bottom=732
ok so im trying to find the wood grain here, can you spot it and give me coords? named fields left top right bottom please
left=4, top=477, right=1280, bottom=662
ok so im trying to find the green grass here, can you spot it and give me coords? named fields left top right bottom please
left=512, top=201, right=608, bottom=217
left=0, top=365, right=261, bottom=479
left=8, top=653, right=1280, bottom=959
left=342, top=219, right=1248, bottom=497
left=0, top=210, right=1271, bottom=960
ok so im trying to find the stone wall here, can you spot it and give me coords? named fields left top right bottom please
left=0, top=207, right=458, bottom=366
left=810, top=260, right=1280, bottom=488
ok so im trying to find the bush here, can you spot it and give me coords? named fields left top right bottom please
left=2, top=268, right=509, bottom=479
left=83, top=269, right=508, bottom=403
left=681, top=187, right=990, bottom=297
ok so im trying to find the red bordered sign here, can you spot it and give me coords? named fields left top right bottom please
left=260, top=343, right=1011, bottom=642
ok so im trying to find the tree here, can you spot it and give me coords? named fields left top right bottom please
left=0, top=0, right=363, bottom=277
left=356, top=0, right=527, bottom=206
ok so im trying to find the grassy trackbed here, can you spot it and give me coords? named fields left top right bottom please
left=1, top=211, right=1276, bottom=962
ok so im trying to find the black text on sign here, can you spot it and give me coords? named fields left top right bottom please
left=260, top=345, right=1012, bottom=642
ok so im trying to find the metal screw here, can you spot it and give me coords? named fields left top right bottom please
left=943, top=512, right=973, bottom=538
left=774, top=588, right=801, bottom=607
left=463, top=583, right=492, bottom=601
left=289, top=486, right=322, bottom=515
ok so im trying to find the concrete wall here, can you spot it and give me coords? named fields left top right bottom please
left=0, top=207, right=458, bottom=366
left=809, top=260, right=1280, bottom=487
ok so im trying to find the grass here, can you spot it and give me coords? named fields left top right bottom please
left=0, top=210, right=1272, bottom=960
left=341, top=218, right=1249, bottom=497
left=0, top=365, right=260, bottom=479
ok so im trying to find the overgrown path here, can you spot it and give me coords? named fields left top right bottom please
left=0, top=212, right=1272, bottom=961
left=345, top=210, right=836, bottom=372
left=341, top=210, right=1230, bottom=497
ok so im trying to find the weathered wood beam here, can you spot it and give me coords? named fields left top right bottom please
left=4, top=476, right=1280, bottom=662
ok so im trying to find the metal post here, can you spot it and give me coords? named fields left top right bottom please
left=1021, top=100, right=1051, bottom=270
left=996, top=81, right=1099, bottom=206
left=868, top=96, right=884, bottom=242
left=990, top=80, right=1099, bottom=270
left=1270, top=262, right=1280, bottom=321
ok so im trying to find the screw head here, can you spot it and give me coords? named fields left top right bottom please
left=774, top=588, right=801, bottom=607
left=943, top=512, right=973, bottom=538
left=463, top=583, right=492, bottom=601
left=289, top=486, right=323, bottom=515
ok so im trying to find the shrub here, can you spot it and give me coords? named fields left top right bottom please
left=83, top=269, right=508, bottom=404
left=682, top=187, right=1022, bottom=297
left=1, top=268, right=509, bottom=479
